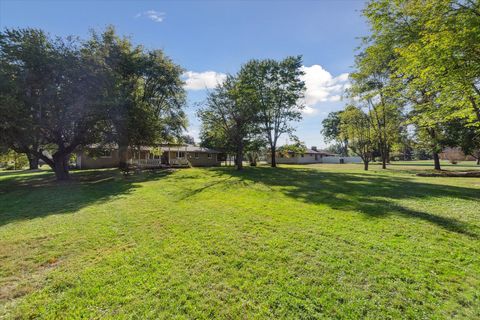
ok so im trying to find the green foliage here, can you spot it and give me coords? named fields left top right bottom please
left=277, top=138, right=307, bottom=157
left=237, top=56, right=306, bottom=166
left=198, top=75, right=259, bottom=170
left=443, top=118, right=480, bottom=161
left=0, top=150, right=28, bottom=170
left=354, top=0, right=480, bottom=169
left=339, top=105, right=375, bottom=169
left=321, top=111, right=349, bottom=156
left=86, top=26, right=187, bottom=148
left=0, top=27, right=187, bottom=179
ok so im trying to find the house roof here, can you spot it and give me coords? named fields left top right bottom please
left=160, top=144, right=222, bottom=153
left=84, top=143, right=222, bottom=153
left=283, top=149, right=336, bottom=156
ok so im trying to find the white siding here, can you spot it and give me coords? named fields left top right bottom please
left=321, top=156, right=362, bottom=164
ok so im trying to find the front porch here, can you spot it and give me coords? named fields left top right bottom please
left=128, top=147, right=191, bottom=168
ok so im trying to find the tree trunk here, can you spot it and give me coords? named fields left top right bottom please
left=381, top=154, right=387, bottom=169
left=364, top=161, right=369, bottom=171
left=477, top=158, right=479, bottom=165
left=270, top=146, right=277, bottom=168
left=118, top=144, right=129, bottom=169
left=236, top=148, right=243, bottom=171
left=433, top=152, right=441, bottom=170
left=52, top=153, right=70, bottom=180
left=27, top=154, right=39, bottom=170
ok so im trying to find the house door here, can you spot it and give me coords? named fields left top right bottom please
left=315, top=154, right=318, bottom=161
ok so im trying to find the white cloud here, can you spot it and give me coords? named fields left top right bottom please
left=302, top=106, right=318, bottom=115
left=135, top=10, right=165, bottom=23
left=183, top=71, right=227, bottom=90
left=301, top=65, right=349, bottom=107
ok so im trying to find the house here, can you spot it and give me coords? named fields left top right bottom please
left=75, top=144, right=225, bottom=169
left=267, top=146, right=362, bottom=164
left=439, top=147, right=477, bottom=162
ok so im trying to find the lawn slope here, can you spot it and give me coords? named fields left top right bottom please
left=1, top=164, right=479, bottom=318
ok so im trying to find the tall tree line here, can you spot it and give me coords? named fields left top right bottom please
left=325, top=0, right=480, bottom=170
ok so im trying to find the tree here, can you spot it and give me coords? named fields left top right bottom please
left=86, top=27, right=187, bottom=169
left=0, top=29, right=49, bottom=170
left=245, top=137, right=267, bottom=166
left=277, top=138, right=307, bottom=158
left=444, top=118, right=480, bottom=165
left=198, top=75, right=258, bottom=170
left=0, top=28, right=107, bottom=180
left=339, top=105, right=375, bottom=170
left=349, top=31, right=404, bottom=169
left=361, top=0, right=480, bottom=170
left=180, top=135, right=195, bottom=145
left=0, top=27, right=187, bottom=180
left=321, top=111, right=349, bottom=156
left=239, top=56, right=306, bottom=168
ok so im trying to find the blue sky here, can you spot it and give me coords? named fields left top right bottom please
left=1, top=0, right=368, bottom=148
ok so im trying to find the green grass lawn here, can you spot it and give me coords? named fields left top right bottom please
left=1, top=163, right=479, bottom=318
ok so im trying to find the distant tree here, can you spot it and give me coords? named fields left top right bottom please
left=348, top=35, right=404, bottom=169
left=390, top=126, right=414, bottom=161
left=321, top=111, right=348, bottom=156
left=245, top=137, right=267, bottom=166
left=239, top=56, right=306, bottom=167
left=277, top=138, right=307, bottom=157
left=0, top=149, right=28, bottom=170
left=180, top=135, right=195, bottom=145
left=198, top=75, right=258, bottom=170
left=340, top=105, right=375, bottom=170
left=444, top=119, right=480, bottom=165
left=325, top=143, right=348, bottom=156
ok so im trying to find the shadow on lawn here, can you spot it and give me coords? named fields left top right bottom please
left=0, top=169, right=173, bottom=227
left=214, top=167, right=480, bottom=238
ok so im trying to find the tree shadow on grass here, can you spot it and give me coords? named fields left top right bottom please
left=0, top=169, right=174, bottom=227
left=214, top=167, right=480, bottom=238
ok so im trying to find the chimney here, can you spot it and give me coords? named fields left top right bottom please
left=311, top=146, right=317, bottom=151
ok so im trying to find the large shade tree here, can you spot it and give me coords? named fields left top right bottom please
left=239, top=56, right=306, bottom=167
left=0, top=28, right=107, bottom=180
left=198, top=75, right=258, bottom=170
left=85, top=27, right=187, bottom=169
left=0, top=27, right=187, bottom=180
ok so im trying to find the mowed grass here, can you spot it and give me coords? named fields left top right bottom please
left=0, top=163, right=479, bottom=319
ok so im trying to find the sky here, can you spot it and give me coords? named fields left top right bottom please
left=0, top=0, right=368, bottom=148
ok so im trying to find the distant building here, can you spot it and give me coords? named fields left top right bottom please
left=439, top=147, right=477, bottom=162
left=267, top=146, right=362, bottom=165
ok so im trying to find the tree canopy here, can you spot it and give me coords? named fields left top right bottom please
left=0, top=27, right=187, bottom=179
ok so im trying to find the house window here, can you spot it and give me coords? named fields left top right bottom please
left=100, top=150, right=112, bottom=158
left=194, top=152, right=199, bottom=159
left=207, top=153, right=212, bottom=159
left=177, top=151, right=185, bottom=158
left=301, top=154, right=304, bottom=158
